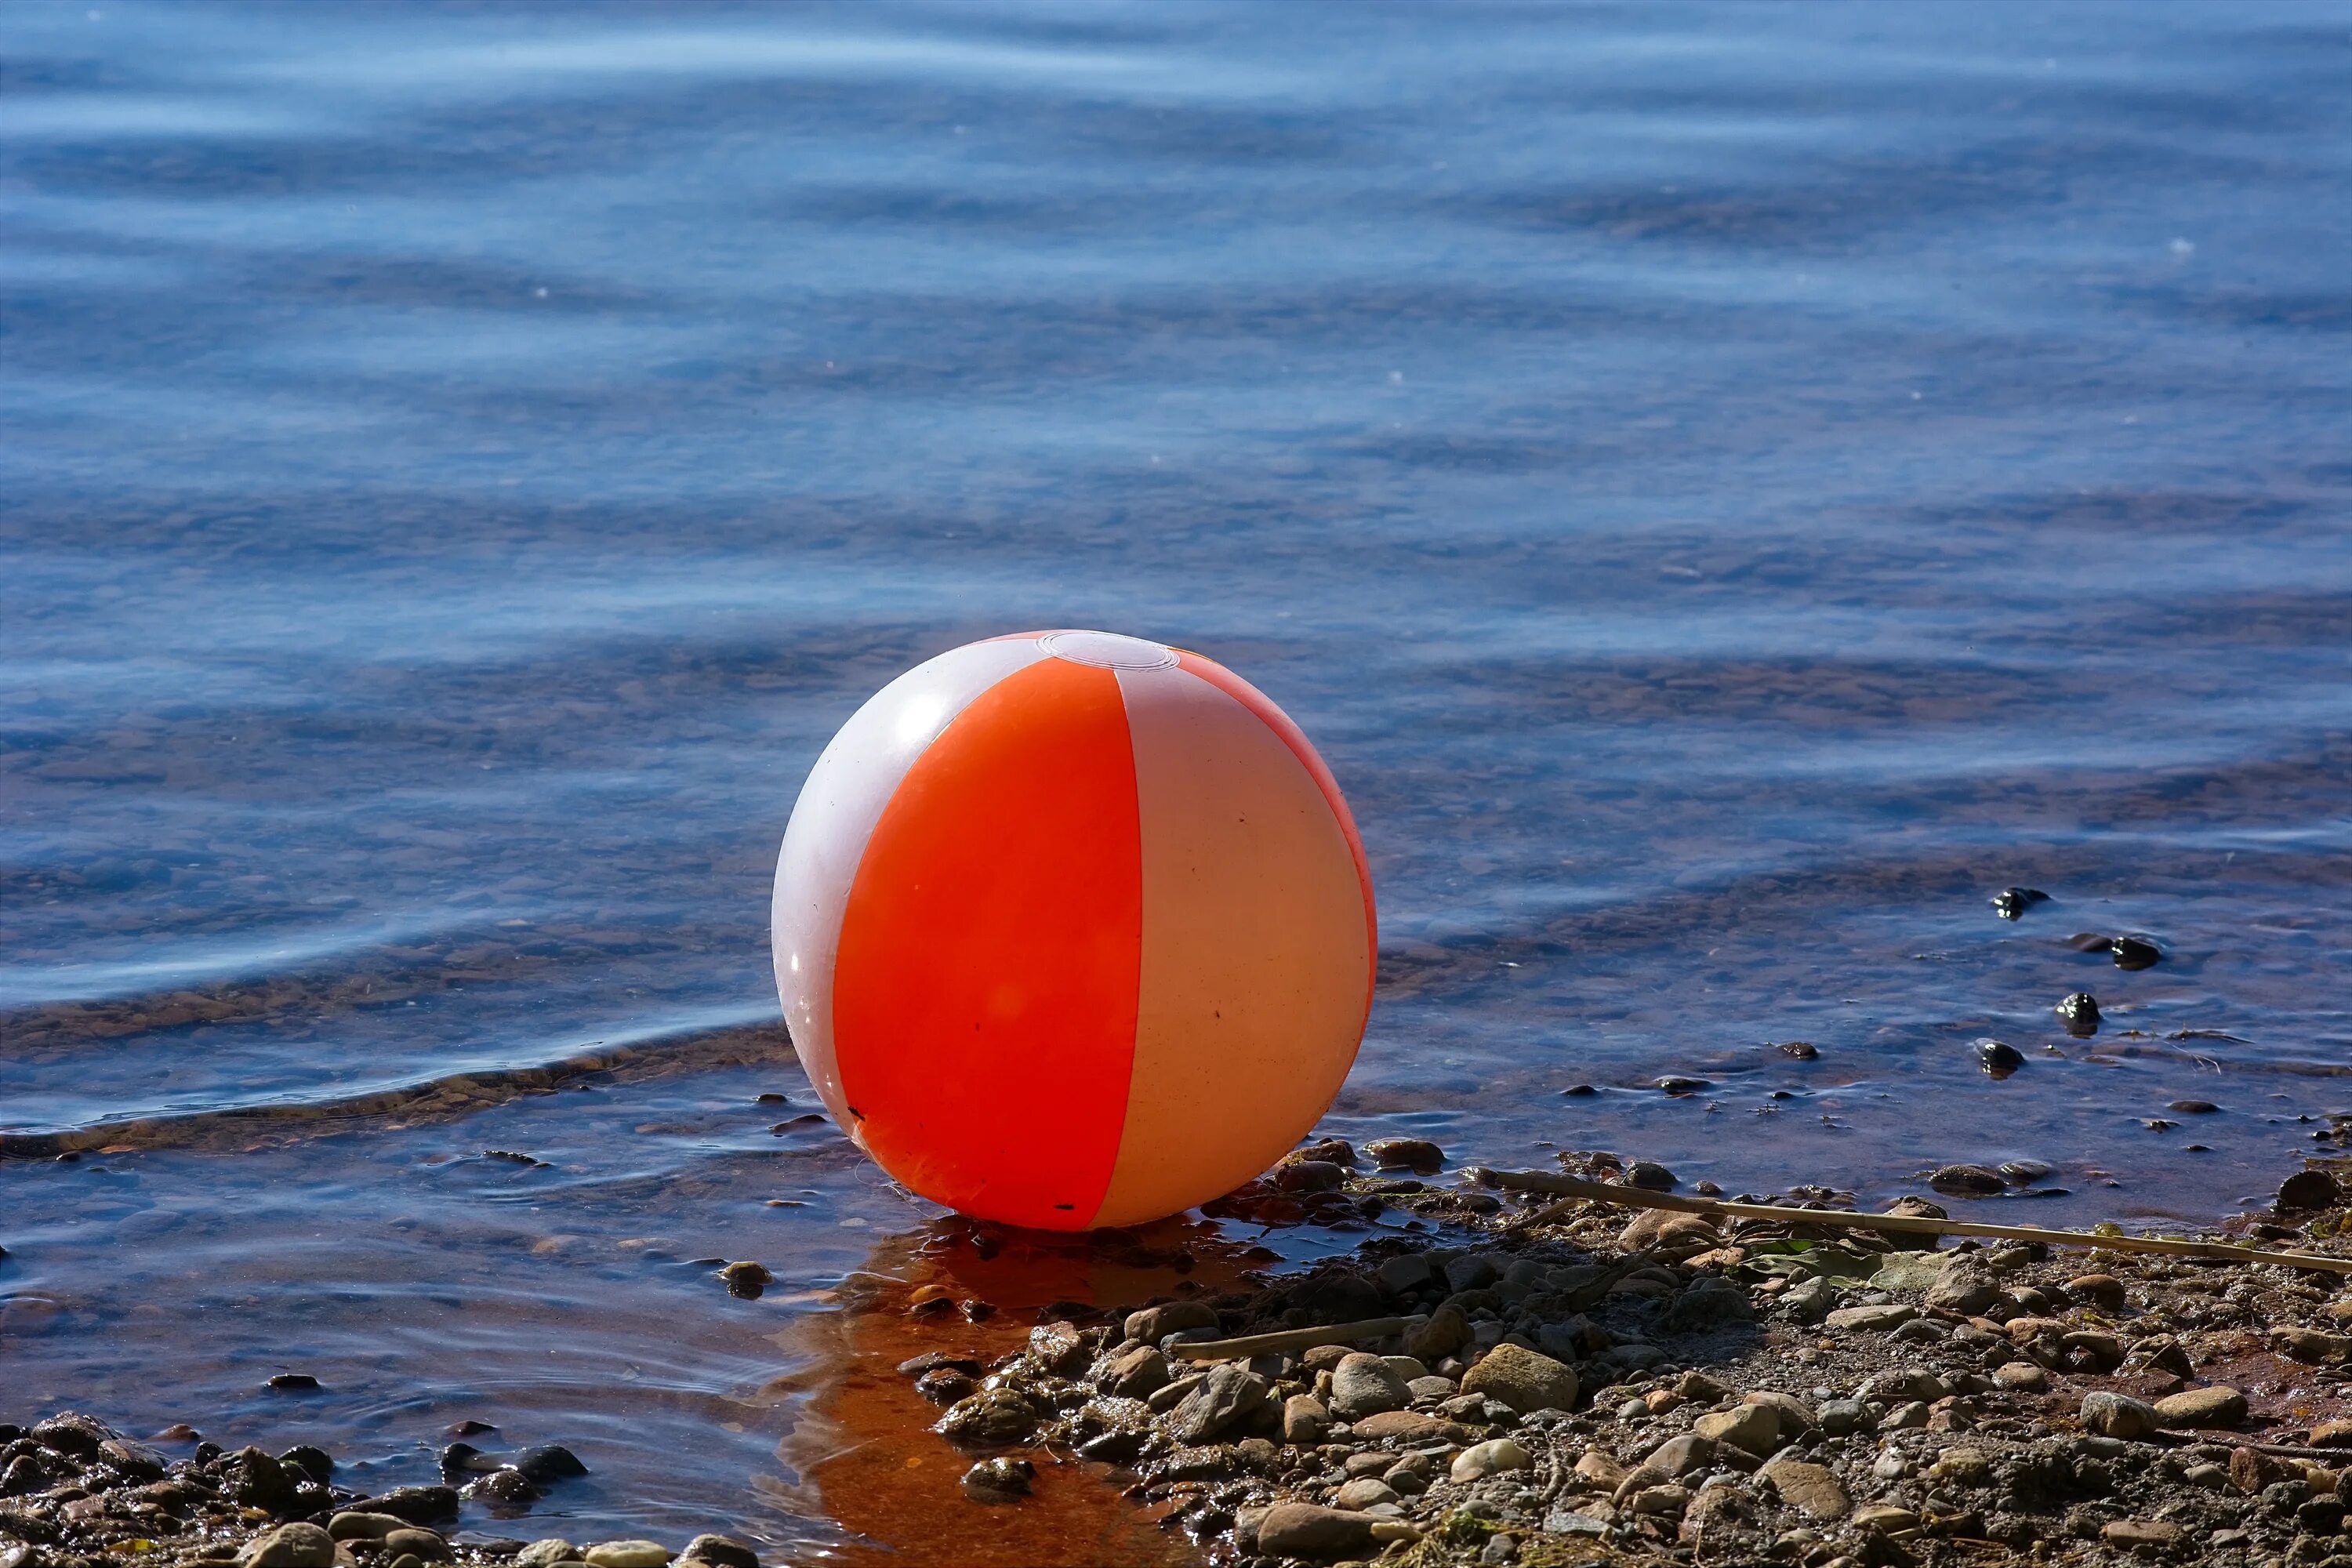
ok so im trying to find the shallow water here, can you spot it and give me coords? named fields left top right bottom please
left=4, top=0, right=2350, bottom=1555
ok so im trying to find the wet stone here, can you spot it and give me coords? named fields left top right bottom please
left=960, top=1457, right=1033, bottom=1504
left=241, top=1523, right=335, bottom=1568
left=1992, top=887, right=2049, bottom=920
left=327, top=1514, right=407, bottom=1541
left=2111, top=936, right=2162, bottom=971
left=1930, top=1164, right=2005, bottom=1196
left=382, top=1531, right=450, bottom=1563
left=1625, top=1160, right=1676, bottom=1190
left=914, top=1367, right=975, bottom=1405
left=513, top=1443, right=587, bottom=1483
left=718, top=1261, right=771, bottom=1298
left=514, top=1541, right=579, bottom=1567
left=583, top=1544, right=670, bottom=1568
left=934, top=1388, right=1036, bottom=1449
left=2278, top=1169, right=2342, bottom=1212
left=2054, top=992, right=2101, bottom=1036
left=1777, top=1040, right=1820, bottom=1059
left=1364, top=1138, right=1443, bottom=1173
left=465, top=1467, right=539, bottom=1508
left=1977, top=1039, right=2025, bottom=1076
left=1655, top=1076, right=1709, bottom=1095
left=678, top=1536, right=758, bottom=1568
left=1275, top=1160, right=1345, bottom=1193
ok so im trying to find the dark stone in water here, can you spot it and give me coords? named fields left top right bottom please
left=464, top=1466, right=540, bottom=1509
left=512, top=1444, right=587, bottom=1483
left=445, top=1420, right=496, bottom=1438
left=1776, top=1040, right=1819, bottom=1059
left=1656, top=1076, right=1710, bottom=1095
left=1274, top=1160, right=1345, bottom=1193
left=2111, top=936, right=2163, bottom=971
left=2278, top=1170, right=2343, bottom=1212
left=1560, top=1083, right=1597, bottom=1096
left=2169, top=1100, right=2220, bottom=1114
left=1978, top=1039, right=2025, bottom=1076
left=960, top=1456, right=1034, bottom=1504
left=1999, top=1160, right=2054, bottom=1185
left=1931, top=1164, right=2006, bottom=1196
left=720, top=1260, right=772, bottom=1298
left=756, top=1092, right=786, bottom=1104
left=2055, top=993, right=2101, bottom=1036
left=354, top=1486, right=460, bottom=1526
left=1365, top=1138, right=1443, bottom=1173
left=2067, top=932, right=2114, bottom=953
left=1993, top=887, right=2049, bottom=920
left=30, top=1412, right=111, bottom=1459
left=935, top=1388, right=1038, bottom=1449
left=681, top=1536, right=761, bottom=1568
left=1886, top=1195, right=1947, bottom=1220
left=1626, top=1160, right=1677, bottom=1191
left=266, top=1373, right=321, bottom=1392
left=1076, top=1428, right=1148, bottom=1464
left=897, top=1351, right=985, bottom=1378
left=279, top=1446, right=333, bottom=1485
left=1293, top=1136, right=1356, bottom=1166
left=227, top=1446, right=303, bottom=1513
left=916, top=1367, right=976, bottom=1405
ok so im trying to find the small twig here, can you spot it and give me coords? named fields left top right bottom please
left=1169, top=1316, right=1408, bottom=1363
left=1474, top=1168, right=2352, bottom=1275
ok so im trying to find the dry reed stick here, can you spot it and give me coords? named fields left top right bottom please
left=1475, top=1167, right=2352, bottom=1275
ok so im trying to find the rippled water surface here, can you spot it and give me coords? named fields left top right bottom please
left=5, top=0, right=2350, bottom=1555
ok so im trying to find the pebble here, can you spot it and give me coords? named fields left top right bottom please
left=2152, top=1385, right=2247, bottom=1429
left=1281, top=1393, right=1330, bottom=1444
left=679, top=1538, right=757, bottom=1568
left=1458, top=1343, right=1578, bottom=1414
left=583, top=1544, right=670, bottom=1568
left=2102, top=1519, right=2183, bottom=1551
left=1327, top=1352, right=1410, bottom=1419
left=960, top=1457, right=1033, bottom=1504
left=1123, top=1300, right=1218, bottom=1344
left=1825, top=1304, right=1915, bottom=1332
left=934, top=1388, right=1036, bottom=1447
left=1449, top=1439, right=1530, bottom=1483
left=1993, top=1361, right=2049, bottom=1392
left=2168, top=1098, right=2218, bottom=1114
left=1254, top=1502, right=1374, bottom=1559
left=1655, top=1076, right=1709, bottom=1094
left=328, top=1514, right=408, bottom=1541
left=1363, top=1138, right=1443, bottom=1173
left=514, top=1544, right=579, bottom=1568
left=1693, top=1403, right=1780, bottom=1457
left=241, top=1524, right=334, bottom=1568
left=1991, top=887, right=2048, bottom=919
left=717, top=1261, right=771, bottom=1298
left=1976, top=1039, right=2025, bottom=1076
left=1624, top=1160, right=1676, bottom=1190
left=1776, top=1040, right=1819, bottom=1059
left=1762, top=1457, right=1850, bottom=1520
left=2079, top=1391, right=2160, bottom=1440
left=1929, top=1163, right=2005, bottom=1196
left=2110, top=936, right=2162, bottom=970
left=382, top=1531, right=448, bottom=1563
left=1332, top=1476, right=1398, bottom=1509
left=2053, top=991, right=2101, bottom=1035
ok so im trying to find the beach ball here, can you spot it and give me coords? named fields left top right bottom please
left=771, top=630, right=1375, bottom=1231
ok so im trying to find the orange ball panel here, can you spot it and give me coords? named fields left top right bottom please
left=830, top=655, right=1144, bottom=1229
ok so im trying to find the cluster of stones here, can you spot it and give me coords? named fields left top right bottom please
left=0, top=1413, right=757, bottom=1568
left=905, top=1142, right=2352, bottom=1567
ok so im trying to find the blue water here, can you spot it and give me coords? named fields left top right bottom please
left=5, top=0, right=2350, bottom=1555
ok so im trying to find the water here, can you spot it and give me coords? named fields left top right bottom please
left=5, top=0, right=2350, bottom=1555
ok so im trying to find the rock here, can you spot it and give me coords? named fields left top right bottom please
left=514, top=1541, right=579, bottom=1567
left=1993, top=1362, right=2049, bottom=1392
left=1777, top=1040, right=1820, bottom=1059
left=1364, top=1138, right=1443, bottom=1173
left=1678, top=1483, right=1754, bottom=1549
left=1255, top=1502, right=1376, bottom=1559
left=1403, top=1303, right=1471, bottom=1362
left=1327, top=1352, right=1410, bottom=1419
left=1976, top=1040, right=2025, bottom=1076
left=2154, top=1386, right=2246, bottom=1429
left=1450, top=1439, right=1530, bottom=1483
left=383, top=1532, right=449, bottom=1563
left=2168, top=1099, right=2218, bottom=1115
left=1782, top=1277, right=1838, bottom=1323
left=583, top=1544, right=670, bottom=1568
left=1659, top=1278, right=1755, bottom=1333
left=960, top=1457, right=1033, bottom=1504
left=2063, top=1273, right=2125, bottom=1309
left=1123, top=1301, right=1218, bottom=1345
left=1460, top=1344, right=1577, bottom=1414
left=1744, top=1390, right=1815, bottom=1434
left=356, top=1486, right=460, bottom=1526
left=1099, top=1344, right=1168, bottom=1399
left=1655, top=1076, right=1710, bottom=1095
left=679, top=1537, right=757, bottom=1568
left=1930, top=1164, right=2005, bottom=1196
left=227, top=1446, right=304, bottom=1513
left=2230, top=1446, right=2290, bottom=1494
left=1374, top=1254, right=1433, bottom=1295
left=241, top=1525, right=336, bottom=1568
left=1852, top=1504, right=1919, bottom=1534
left=1625, top=1160, right=1676, bottom=1190
left=916, top=1367, right=975, bottom=1404
left=1332, top=1477, right=1398, bottom=1510
left=1926, top=1264, right=2003, bottom=1316
left=935, top=1388, right=1036, bottom=1448
left=1628, top=1484, right=1691, bottom=1516
left=1693, top=1403, right=1780, bottom=1457
left=1575, top=1447, right=1631, bottom=1487
left=718, top=1261, right=771, bottom=1298
left=1816, top=1399, right=1868, bottom=1436
left=30, top=1412, right=112, bottom=1458
left=1991, top=887, right=2048, bottom=920
left=2054, top=992, right=2100, bottom=1035
left=1826, top=1304, right=1916, bottom=1333
left=1351, top=1410, right=1468, bottom=1443
left=466, top=1468, right=540, bottom=1508
left=2309, top=1421, right=2352, bottom=1449
left=1763, top=1457, right=1851, bottom=1520
left=2110, top=937, right=2162, bottom=971
left=2101, top=1519, right=2183, bottom=1552
left=2278, top=1170, right=2343, bottom=1212
left=1878, top=1400, right=1930, bottom=1431
left=2273, top=1327, right=2352, bottom=1363
left=1275, top=1160, right=1345, bottom=1193
left=2079, top=1391, right=2159, bottom=1440
left=1280, top=1393, right=1330, bottom=1444
left=328, top=1515, right=408, bottom=1542
left=1028, top=1321, right=1091, bottom=1375
left=1639, top=1432, right=1718, bottom=1479
left=1168, top=1363, right=1269, bottom=1444
left=2062, top=1329, right=2124, bottom=1372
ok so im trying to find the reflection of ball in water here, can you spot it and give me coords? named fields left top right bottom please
left=772, top=630, right=1375, bottom=1230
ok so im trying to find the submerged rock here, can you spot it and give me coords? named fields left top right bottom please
left=1992, top=887, right=2049, bottom=920
left=2054, top=992, right=2101, bottom=1036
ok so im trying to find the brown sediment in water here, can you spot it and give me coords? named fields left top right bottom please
left=788, top=1216, right=1275, bottom=1567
